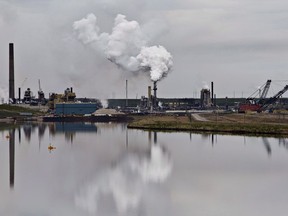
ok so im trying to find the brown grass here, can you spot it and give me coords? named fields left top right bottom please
left=128, top=113, right=288, bottom=137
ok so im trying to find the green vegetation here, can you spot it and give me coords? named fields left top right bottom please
left=0, top=104, right=43, bottom=118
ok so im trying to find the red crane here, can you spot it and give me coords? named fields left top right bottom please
left=238, top=80, right=288, bottom=112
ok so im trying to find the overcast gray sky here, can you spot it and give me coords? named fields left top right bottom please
left=1, top=0, right=288, bottom=100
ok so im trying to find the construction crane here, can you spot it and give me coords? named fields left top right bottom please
left=238, top=80, right=288, bottom=112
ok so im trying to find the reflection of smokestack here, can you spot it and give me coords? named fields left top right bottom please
left=126, top=80, right=128, bottom=107
left=126, top=129, right=128, bottom=148
left=9, top=129, right=15, bottom=189
left=148, top=131, right=151, bottom=145
left=153, top=131, right=157, bottom=144
left=18, top=87, right=21, bottom=102
left=9, top=43, right=15, bottom=101
left=18, top=127, right=21, bottom=144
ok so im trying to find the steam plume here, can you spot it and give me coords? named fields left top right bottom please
left=73, top=14, right=173, bottom=82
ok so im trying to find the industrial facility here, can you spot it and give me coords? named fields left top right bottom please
left=3, top=43, right=288, bottom=116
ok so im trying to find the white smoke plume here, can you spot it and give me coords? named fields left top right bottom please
left=137, top=46, right=173, bottom=81
left=73, top=13, right=173, bottom=82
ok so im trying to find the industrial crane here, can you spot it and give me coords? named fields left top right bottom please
left=239, top=80, right=271, bottom=112
left=238, top=80, right=288, bottom=112
left=257, top=79, right=271, bottom=105
left=259, top=85, right=288, bottom=112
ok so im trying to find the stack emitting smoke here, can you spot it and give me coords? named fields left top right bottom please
left=73, top=14, right=173, bottom=84
left=153, top=81, right=157, bottom=108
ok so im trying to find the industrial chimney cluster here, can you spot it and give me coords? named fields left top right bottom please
left=5, top=43, right=217, bottom=112
left=139, top=81, right=159, bottom=112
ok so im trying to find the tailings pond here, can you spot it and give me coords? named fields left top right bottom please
left=1, top=122, right=288, bottom=216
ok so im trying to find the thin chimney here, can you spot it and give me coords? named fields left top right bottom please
left=211, top=81, right=214, bottom=106
left=153, top=81, right=157, bottom=108
left=9, top=43, right=15, bottom=101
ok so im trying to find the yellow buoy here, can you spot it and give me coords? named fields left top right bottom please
left=48, top=144, right=56, bottom=151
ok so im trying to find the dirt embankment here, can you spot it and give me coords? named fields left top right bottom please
left=128, top=112, right=288, bottom=136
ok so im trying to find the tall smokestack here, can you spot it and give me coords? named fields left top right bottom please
left=148, top=86, right=151, bottom=108
left=9, top=43, right=15, bottom=101
left=153, top=81, right=157, bottom=99
left=148, top=86, right=151, bottom=99
left=211, top=81, right=214, bottom=106
left=153, top=81, right=157, bottom=108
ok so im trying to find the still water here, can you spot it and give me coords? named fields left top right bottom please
left=1, top=122, right=288, bottom=216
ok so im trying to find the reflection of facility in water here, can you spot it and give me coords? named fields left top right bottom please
left=262, top=138, right=272, bottom=156
left=49, top=122, right=98, bottom=143
left=279, top=138, right=288, bottom=150
left=75, top=130, right=172, bottom=215
left=148, top=131, right=158, bottom=145
left=54, top=123, right=98, bottom=133
left=38, top=124, right=47, bottom=139
left=22, top=124, right=37, bottom=142
left=17, top=123, right=98, bottom=144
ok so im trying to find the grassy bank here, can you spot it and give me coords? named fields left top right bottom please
left=127, top=114, right=288, bottom=136
left=0, top=104, right=43, bottom=118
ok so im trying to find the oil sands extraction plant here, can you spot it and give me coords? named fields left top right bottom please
left=3, top=43, right=288, bottom=118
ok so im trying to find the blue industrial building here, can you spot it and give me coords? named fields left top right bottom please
left=55, top=103, right=99, bottom=115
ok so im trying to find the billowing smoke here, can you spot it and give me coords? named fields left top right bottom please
left=136, top=46, right=172, bottom=81
left=73, top=14, right=173, bottom=82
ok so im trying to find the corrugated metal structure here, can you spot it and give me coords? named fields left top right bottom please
left=55, top=103, right=99, bottom=115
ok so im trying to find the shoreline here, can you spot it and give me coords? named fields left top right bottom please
left=1, top=105, right=288, bottom=137
left=127, top=113, right=288, bottom=137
